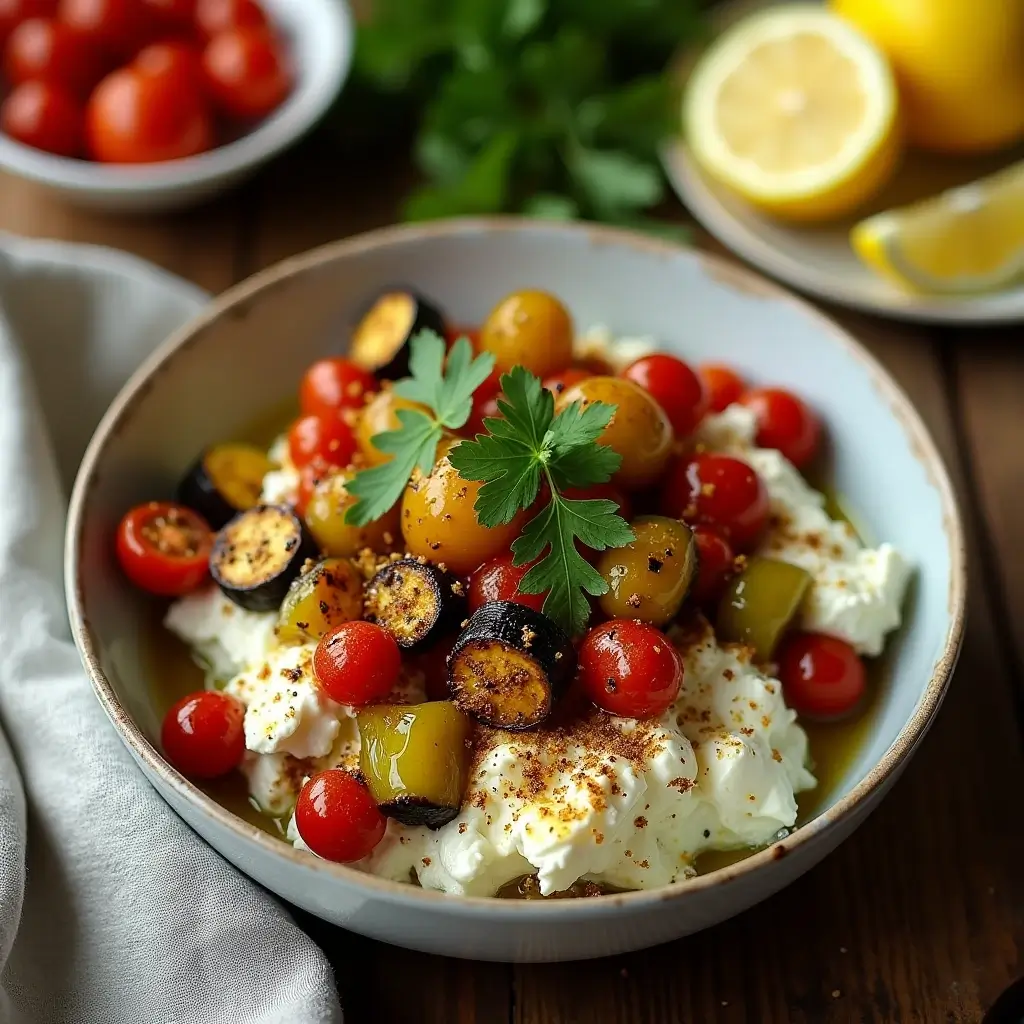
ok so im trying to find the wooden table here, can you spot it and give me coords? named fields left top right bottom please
left=3, top=135, right=1021, bottom=1024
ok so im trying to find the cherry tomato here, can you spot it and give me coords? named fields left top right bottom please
left=444, top=324, right=480, bottom=349
left=542, top=367, right=590, bottom=398
left=161, top=690, right=244, bottom=778
left=562, top=482, right=633, bottom=522
left=193, top=0, right=263, bottom=37
left=740, top=387, right=821, bottom=469
left=468, top=552, right=546, bottom=614
left=201, top=24, right=288, bottom=120
left=699, top=363, right=745, bottom=413
left=116, top=501, right=213, bottom=595
left=3, top=17, right=106, bottom=95
left=295, top=769, right=386, bottom=863
left=134, top=38, right=201, bottom=83
left=465, top=369, right=502, bottom=435
left=690, top=525, right=735, bottom=606
left=1, top=79, right=82, bottom=155
left=287, top=413, right=356, bottom=471
left=663, top=452, right=769, bottom=551
left=58, top=0, right=153, bottom=56
left=777, top=632, right=866, bottom=721
left=141, top=0, right=193, bottom=30
left=0, top=0, right=57, bottom=47
left=312, top=621, right=401, bottom=707
left=295, top=455, right=332, bottom=519
left=622, top=353, right=708, bottom=438
left=579, top=619, right=682, bottom=719
left=299, top=357, right=377, bottom=419
left=86, top=58, right=212, bottom=163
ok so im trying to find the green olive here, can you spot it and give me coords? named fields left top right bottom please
left=596, top=516, right=697, bottom=626
left=305, top=468, right=401, bottom=557
left=480, top=289, right=574, bottom=377
left=276, top=558, right=363, bottom=643
left=357, top=701, right=471, bottom=829
left=716, top=557, right=812, bottom=662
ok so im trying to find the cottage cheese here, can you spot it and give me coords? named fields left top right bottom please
left=259, top=435, right=300, bottom=506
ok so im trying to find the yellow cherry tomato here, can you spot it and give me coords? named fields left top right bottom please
left=480, top=289, right=574, bottom=378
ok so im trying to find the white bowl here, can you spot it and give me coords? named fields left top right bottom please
left=66, top=218, right=966, bottom=961
left=0, top=0, right=353, bottom=213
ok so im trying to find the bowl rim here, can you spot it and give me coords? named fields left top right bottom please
left=0, top=0, right=352, bottom=195
left=65, top=216, right=967, bottom=920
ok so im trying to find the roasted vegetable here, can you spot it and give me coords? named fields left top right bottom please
left=716, top=557, right=812, bottom=662
left=364, top=557, right=466, bottom=649
left=596, top=515, right=697, bottom=626
left=448, top=601, right=576, bottom=730
left=210, top=505, right=317, bottom=612
left=304, top=468, right=401, bottom=557
left=276, top=557, right=364, bottom=643
left=177, top=443, right=274, bottom=529
left=358, top=701, right=471, bottom=828
left=349, top=290, right=446, bottom=380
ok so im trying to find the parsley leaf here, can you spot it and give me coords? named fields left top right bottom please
left=448, top=367, right=633, bottom=635
left=345, top=331, right=495, bottom=526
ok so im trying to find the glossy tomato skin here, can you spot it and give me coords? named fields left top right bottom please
left=740, top=387, right=821, bottom=469
left=1, top=79, right=83, bottom=155
left=141, top=0, right=193, bottom=30
left=662, top=452, right=769, bottom=551
left=134, top=38, right=201, bottom=83
left=312, top=621, right=401, bottom=707
left=295, top=769, right=386, bottom=863
left=623, top=353, right=708, bottom=438
left=3, top=17, right=106, bottom=94
left=58, top=0, right=154, bottom=56
left=0, top=0, right=58, bottom=47
left=468, top=552, right=546, bottom=614
left=194, top=0, right=264, bottom=37
left=116, top=500, right=213, bottom=595
left=777, top=632, right=866, bottom=720
left=201, top=25, right=288, bottom=120
left=161, top=690, right=245, bottom=778
left=287, top=413, right=356, bottom=470
left=299, top=357, right=377, bottom=418
left=690, top=525, right=735, bottom=606
left=699, top=363, right=745, bottom=413
left=579, top=620, right=682, bottom=719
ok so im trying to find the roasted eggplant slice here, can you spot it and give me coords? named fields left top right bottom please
left=364, top=557, right=466, bottom=649
left=276, top=557, right=364, bottom=643
left=349, top=290, right=446, bottom=380
left=358, top=701, right=471, bottom=829
left=178, top=443, right=274, bottom=529
left=448, top=602, right=576, bottom=730
left=210, top=504, right=317, bottom=612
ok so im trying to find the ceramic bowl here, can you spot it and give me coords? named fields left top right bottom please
left=0, top=0, right=352, bottom=213
left=65, top=218, right=965, bottom=962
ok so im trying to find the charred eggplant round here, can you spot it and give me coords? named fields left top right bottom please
left=210, top=504, right=317, bottom=612
left=276, top=557, right=364, bottom=644
left=349, top=290, right=446, bottom=380
left=177, top=443, right=274, bottom=529
left=358, top=701, right=471, bottom=829
left=448, top=602, right=576, bottom=730
left=364, top=558, right=466, bottom=649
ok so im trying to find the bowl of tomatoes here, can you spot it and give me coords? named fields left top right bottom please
left=0, top=0, right=352, bottom=211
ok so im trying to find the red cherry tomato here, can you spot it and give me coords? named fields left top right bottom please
left=699, top=363, right=745, bottom=413
left=134, top=38, right=201, bottom=83
left=468, top=552, right=546, bottom=614
left=1, top=79, right=82, bottom=155
left=116, top=501, right=212, bottom=595
left=141, top=0, right=193, bottom=30
left=663, top=453, right=769, bottom=551
left=562, top=482, right=633, bottom=522
left=777, top=633, right=866, bottom=721
left=622, top=353, right=708, bottom=438
left=542, top=367, right=590, bottom=398
left=295, top=455, right=332, bottom=519
left=58, top=0, right=153, bottom=56
left=299, top=357, right=377, bottom=419
left=193, top=0, right=263, bottom=37
left=3, top=17, right=106, bottom=95
left=201, top=24, right=287, bottom=120
left=295, top=769, right=386, bottom=863
left=579, top=620, right=682, bottom=719
left=464, top=369, right=502, bottom=435
left=287, top=413, right=356, bottom=471
left=690, top=525, right=735, bottom=606
left=0, top=0, right=57, bottom=46
left=444, top=324, right=480, bottom=349
left=161, top=690, right=245, bottom=778
left=740, top=387, right=821, bottom=469
left=312, top=621, right=402, bottom=707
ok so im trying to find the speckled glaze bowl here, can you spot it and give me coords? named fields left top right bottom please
left=65, top=219, right=966, bottom=962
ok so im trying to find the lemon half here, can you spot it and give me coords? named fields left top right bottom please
left=851, top=162, right=1024, bottom=295
left=685, top=5, right=901, bottom=222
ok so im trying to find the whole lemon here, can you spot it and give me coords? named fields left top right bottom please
left=830, top=0, right=1024, bottom=154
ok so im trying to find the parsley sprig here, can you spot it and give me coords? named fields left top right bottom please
left=449, top=367, right=633, bottom=636
left=344, top=330, right=495, bottom=526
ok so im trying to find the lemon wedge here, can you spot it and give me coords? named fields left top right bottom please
left=851, top=163, right=1024, bottom=294
left=685, top=5, right=901, bottom=222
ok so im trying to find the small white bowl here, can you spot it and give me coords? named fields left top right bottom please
left=0, top=0, right=353, bottom=213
